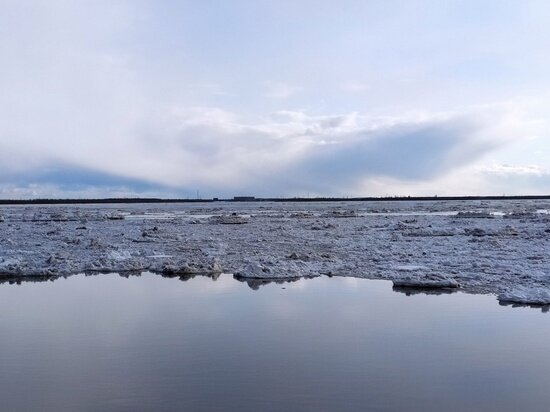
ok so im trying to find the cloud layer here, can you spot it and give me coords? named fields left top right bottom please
left=0, top=102, right=535, bottom=197
left=0, top=1, right=548, bottom=198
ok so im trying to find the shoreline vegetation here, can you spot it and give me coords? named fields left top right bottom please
left=1, top=194, right=550, bottom=205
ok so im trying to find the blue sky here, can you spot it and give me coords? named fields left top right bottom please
left=1, top=0, right=549, bottom=198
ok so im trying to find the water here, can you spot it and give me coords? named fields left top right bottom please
left=0, top=273, right=548, bottom=412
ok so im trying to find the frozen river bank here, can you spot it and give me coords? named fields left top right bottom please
left=1, top=200, right=549, bottom=305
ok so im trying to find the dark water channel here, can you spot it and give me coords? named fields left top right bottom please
left=0, top=273, right=548, bottom=412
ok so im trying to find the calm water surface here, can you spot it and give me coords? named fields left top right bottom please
left=0, top=273, right=548, bottom=412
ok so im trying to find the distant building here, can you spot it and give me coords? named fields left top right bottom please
left=233, top=196, right=255, bottom=201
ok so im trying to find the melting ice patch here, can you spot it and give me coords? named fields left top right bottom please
left=393, top=273, right=460, bottom=289
left=498, top=287, right=550, bottom=305
left=0, top=200, right=549, bottom=301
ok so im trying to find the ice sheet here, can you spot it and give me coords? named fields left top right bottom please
left=1, top=200, right=548, bottom=302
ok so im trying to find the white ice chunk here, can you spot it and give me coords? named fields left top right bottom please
left=393, top=273, right=459, bottom=288
left=498, top=286, right=550, bottom=305
left=108, top=250, right=133, bottom=261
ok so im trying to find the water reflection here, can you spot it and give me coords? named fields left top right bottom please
left=1, top=272, right=548, bottom=314
left=233, top=274, right=306, bottom=290
left=160, top=271, right=222, bottom=282
left=0, top=274, right=59, bottom=285
left=0, top=271, right=311, bottom=291
left=499, top=300, right=550, bottom=313
left=392, top=285, right=459, bottom=296
left=0, top=273, right=549, bottom=412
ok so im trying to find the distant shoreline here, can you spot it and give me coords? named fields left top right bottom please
left=0, top=195, right=549, bottom=205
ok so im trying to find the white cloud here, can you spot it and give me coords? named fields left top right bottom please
left=1, top=1, right=548, bottom=198
left=341, top=82, right=370, bottom=93
left=1, top=100, right=533, bottom=197
left=264, top=82, right=302, bottom=99
left=478, top=163, right=549, bottom=177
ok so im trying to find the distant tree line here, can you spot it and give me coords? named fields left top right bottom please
left=0, top=195, right=548, bottom=205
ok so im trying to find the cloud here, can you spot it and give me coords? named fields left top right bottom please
left=264, top=82, right=302, bottom=99
left=0, top=164, right=161, bottom=192
left=4, top=104, right=526, bottom=198
left=471, top=163, right=550, bottom=195
left=0, top=2, right=545, bottom=198
left=478, top=163, right=549, bottom=177
left=164, top=103, right=537, bottom=196
left=244, top=108, right=522, bottom=194
left=341, top=82, right=370, bottom=93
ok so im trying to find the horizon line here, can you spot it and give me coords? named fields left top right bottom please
left=1, top=194, right=549, bottom=205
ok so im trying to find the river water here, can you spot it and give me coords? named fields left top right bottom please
left=0, top=273, right=548, bottom=411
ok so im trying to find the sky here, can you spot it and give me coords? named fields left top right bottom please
left=1, top=0, right=549, bottom=198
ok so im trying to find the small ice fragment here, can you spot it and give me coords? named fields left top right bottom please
left=109, top=250, right=132, bottom=261
left=105, top=213, right=125, bottom=220
left=456, top=211, right=494, bottom=218
left=395, top=265, right=428, bottom=272
left=498, top=286, right=550, bottom=305
left=393, top=274, right=459, bottom=289
left=208, top=214, right=248, bottom=224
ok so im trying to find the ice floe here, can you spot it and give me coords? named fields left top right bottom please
left=498, top=286, right=550, bottom=305
left=0, top=199, right=548, bottom=301
left=393, top=274, right=460, bottom=289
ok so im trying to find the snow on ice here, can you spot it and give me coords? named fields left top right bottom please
left=0, top=200, right=548, bottom=304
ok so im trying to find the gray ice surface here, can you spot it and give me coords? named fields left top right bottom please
left=0, top=200, right=548, bottom=303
